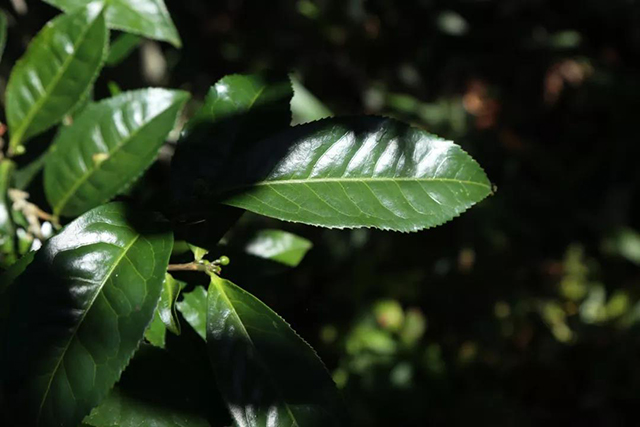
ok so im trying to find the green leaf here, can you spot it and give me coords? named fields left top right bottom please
left=0, top=9, right=7, bottom=64
left=144, top=273, right=184, bottom=349
left=44, top=0, right=181, bottom=47
left=144, top=309, right=168, bottom=348
left=206, top=274, right=345, bottom=426
left=5, top=2, right=108, bottom=155
left=159, top=274, right=183, bottom=336
left=291, top=76, right=332, bottom=125
left=243, top=229, right=312, bottom=267
left=0, top=160, right=17, bottom=268
left=13, top=150, right=50, bottom=190
left=84, top=345, right=213, bottom=427
left=1, top=202, right=173, bottom=427
left=171, top=73, right=293, bottom=210
left=44, top=88, right=189, bottom=217
left=106, top=33, right=142, bottom=66
left=176, top=285, right=207, bottom=340
left=216, top=116, right=492, bottom=232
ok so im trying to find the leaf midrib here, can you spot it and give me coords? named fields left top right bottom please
left=228, top=176, right=491, bottom=192
left=211, top=277, right=300, bottom=426
left=37, top=232, right=141, bottom=422
left=9, top=7, right=103, bottom=150
left=52, top=98, right=178, bottom=215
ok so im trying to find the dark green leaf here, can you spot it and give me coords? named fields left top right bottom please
left=176, top=285, right=207, bottom=340
left=84, top=345, right=214, bottom=427
left=5, top=3, right=108, bottom=154
left=0, top=9, right=7, bottom=64
left=217, top=117, right=492, bottom=232
left=13, top=150, right=50, bottom=190
left=243, top=229, right=313, bottom=267
left=171, top=73, right=293, bottom=212
left=145, top=273, right=184, bottom=347
left=44, top=88, right=189, bottom=217
left=106, top=33, right=142, bottom=66
left=1, top=202, right=173, bottom=427
left=0, top=160, right=16, bottom=267
left=44, top=0, right=181, bottom=48
left=206, top=274, right=345, bottom=426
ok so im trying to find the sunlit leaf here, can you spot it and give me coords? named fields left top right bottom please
left=1, top=202, right=173, bottom=427
left=5, top=2, right=108, bottom=154
left=216, top=117, right=492, bottom=232
left=44, top=88, right=189, bottom=217
left=243, top=229, right=312, bottom=267
left=44, top=0, right=181, bottom=47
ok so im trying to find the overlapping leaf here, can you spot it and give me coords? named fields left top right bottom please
left=44, top=0, right=181, bottom=47
left=145, top=273, right=184, bottom=348
left=206, top=274, right=345, bottom=426
left=216, top=116, right=492, bottom=232
left=0, top=9, right=7, bottom=64
left=1, top=202, right=173, bottom=427
left=44, top=88, right=189, bottom=217
left=172, top=73, right=293, bottom=210
left=176, top=285, right=207, bottom=340
left=84, top=345, right=214, bottom=427
left=5, top=3, right=108, bottom=154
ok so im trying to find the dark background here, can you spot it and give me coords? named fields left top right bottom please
left=3, top=0, right=640, bottom=425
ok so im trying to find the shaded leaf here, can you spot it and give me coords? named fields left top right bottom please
left=0, top=160, right=16, bottom=268
left=106, top=33, right=142, bottom=66
left=217, top=116, right=492, bottom=232
left=176, top=285, right=207, bottom=340
left=44, top=0, right=181, bottom=47
left=0, top=9, right=7, bottom=64
left=5, top=2, right=108, bottom=154
left=243, top=229, right=312, bottom=267
left=1, top=202, right=173, bottom=427
left=171, top=73, right=293, bottom=212
left=206, top=274, right=345, bottom=426
left=84, top=345, right=215, bottom=427
left=44, top=88, right=189, bottom=217
left=145, top=273, right=184, bottom=347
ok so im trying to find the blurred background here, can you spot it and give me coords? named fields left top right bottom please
left=3, top=0, right=640, bottom=425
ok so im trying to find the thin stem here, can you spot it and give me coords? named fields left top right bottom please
left=167, top=262, right=210, bottom=272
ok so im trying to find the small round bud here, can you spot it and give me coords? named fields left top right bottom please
left=218, top=255, right=230, bottom=266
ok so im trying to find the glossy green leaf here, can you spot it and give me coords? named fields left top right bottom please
left=1, top=202, right=173, bottom=427
left=44, top=0, right=181, bottom=47
left=206, top=274, right=345, bottom=426
left=176, top=285, right=207, bottom=340
left=44, top=88, right=189, bottom=217
left=144, top=308, right=168, bottom=348
left=217, top=116, right=492, bottom=232
left=244, top=229, right=312, bottom=267
left=84, top=345, right=213, bottom=427
left=106, top=33, right=142, bottom=66
left=171, top=74, right=293, bottom=210
left=145, top=273, right=183, bottom=347
left=0, top=9, right=7, bottom=64
left=5, top=3, right=108, bottom=154
left=0, top=160, right=17, bottom=268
